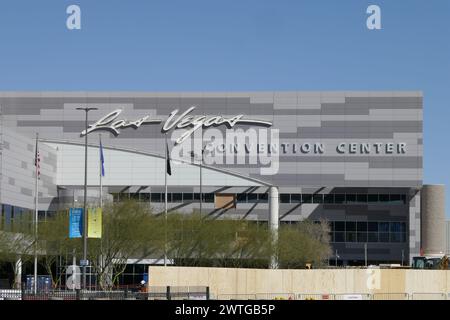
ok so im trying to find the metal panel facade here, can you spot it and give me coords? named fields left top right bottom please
left=0, top=91, right=423, bottom=189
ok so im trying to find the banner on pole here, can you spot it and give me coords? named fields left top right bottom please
left=69, top=208, right=83, bottom=238
left=88, top=208, right=102, bottom=238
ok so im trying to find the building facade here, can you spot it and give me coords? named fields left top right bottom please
left=0, top=91, right=424, bottom=265
left=447, top=221, right=450, bottom=256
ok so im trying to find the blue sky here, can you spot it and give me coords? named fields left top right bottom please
left=0, top=0, right=449, bottom=215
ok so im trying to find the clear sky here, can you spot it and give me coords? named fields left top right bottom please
left=0, top=0, right=449, bottom=215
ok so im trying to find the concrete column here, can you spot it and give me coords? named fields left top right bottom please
left=421, top=184, right=446, bottom=255
left=269, top=186, right=279, bottom=269
left=409, top=190, right=421, bottom=264
left=14, top=257, right=22, bottom=289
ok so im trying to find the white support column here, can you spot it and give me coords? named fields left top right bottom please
left=15, top=257, right=22, bottom=289
left=269, top=186, right=279, bottom=269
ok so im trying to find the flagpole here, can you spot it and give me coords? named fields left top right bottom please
left=33, top=133, right=39, bottom=295
left=164, top=134, right=168, bottom=267
left=99, top=134, right=103, bottom=286
left=99, top=134, right=103, bottom=209
left=200, top=134, right=203, bottom=216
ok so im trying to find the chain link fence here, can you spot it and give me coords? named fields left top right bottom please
left=411, top=293, right=447, bottom=300
left=256, top=293, right=295, bottom=300
left=216, top=294, right=257, bottom=300
left=297, top=293, right=334, bottom=300
left=373, top=293, right=409, bottom=300
left=190, top=291, right=441, bottom=301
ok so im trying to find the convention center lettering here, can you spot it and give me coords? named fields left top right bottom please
left=80, top=108, right=407, bottom=154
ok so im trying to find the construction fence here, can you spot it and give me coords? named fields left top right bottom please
left=218, top=292, right=450, bottom=300
left=1, top=289, right=450, bottom=300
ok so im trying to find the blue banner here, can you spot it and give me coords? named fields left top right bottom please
left=69, top=208, right=83, bottom=238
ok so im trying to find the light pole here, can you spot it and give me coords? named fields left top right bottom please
left=77, top=107, right=98, bottom=290
left=364, top=243, right=368, bottom=267
left=200, top=147, right=203, bottom=215
left=190, top=144, right=208, bottom=215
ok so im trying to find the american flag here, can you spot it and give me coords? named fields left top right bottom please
left=34, top=139, right=40, bottom=179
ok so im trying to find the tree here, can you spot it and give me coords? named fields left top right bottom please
left=86, top=200, right=164, bottom=289
left=16, top=200, right=332, bottom=292
left=37, top=212, right=81, bottom=288
left=0, top=212, right=35, bottom=288
left=167, top=214, right=274, bottom=268
left=277, top=220, right=331, bottom=268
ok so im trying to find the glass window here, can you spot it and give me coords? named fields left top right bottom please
left=313, top=194, right=323, bottom=204
left=379, top=222, right=390, bottom=232
left=4, top=205, right=12, bottom=230
left=302, top=194, right=313, bottom=203
left=236, top=193, right=247, bottom=203
left=379, top=194, right=390, bottom=202
left=291, top=194, right=301, bottom=203
left=140, top=193, right=150, bottom=201
left=346, top=221, right=356, bottom=232
left=368, top=232, right=378, bottom=242
left=166, top=193, right=172, bottom=203
left=334, top=221, right=345, bottom=231
left=14, top=207, right=22, bottom=219
left=357, top=222, right=367, bottom=232
left=400, top=222, right=407, bottom=233
left=379, top=232, right=389, bottom=242
left=346, top=194, right=357, bottom=204
left=122, top=193, right=130, bottom=200
left=172, top=193, right=182, bottom=202
left=280, top=194, right=290, bottom=203
left=130, top=193, right=140, bottom=200
left=324, top=194, right=334, bottom=204
left=258, top=193, right=268, bottom=202
left=247, top=194, right=258, bottom=203
left=183, top=193, right=193, bottom=201
left=151, top=193, right=161, bottom=202
left=400, top=232, right=407, bottom=242
left=390, top=233, right=402, bottom=243
left=368, top=194, right=378, bottom=203
left=334, top=232, right=345, bottom=242
left=329, top=232, right=334, bottom=242
left=390, top=194, right=402, bottom=204
left=204, top=193, right=214, bottom=203
left=401, top=194, right=407, bottom=204
left=330, top=221, right=335, bottom=231
left=346, top=232, right=357, bottom=242
left=134, top=264, right=145, bottom=273
left=368, top=222, right=378, bottom=232
left=390, top=222, right=402, bottom=232
left=356, top=194, right=368, bottom=203
left=357, top=232, right=368, bottom=242
left=38, top=210, right=46, bottom=220
left=334, top=194, right=345, bottom=204
left=194, top=193, right=201, bottom=201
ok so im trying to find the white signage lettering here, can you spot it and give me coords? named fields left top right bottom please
left=81, top=107, right=272, bottom=145
left=80, top=108, right=408, bottom=155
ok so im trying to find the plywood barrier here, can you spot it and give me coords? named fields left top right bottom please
left=148, top=266, right=450, bottom=298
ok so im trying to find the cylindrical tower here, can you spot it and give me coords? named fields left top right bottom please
left=421, top=184, right=446, bottom=255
